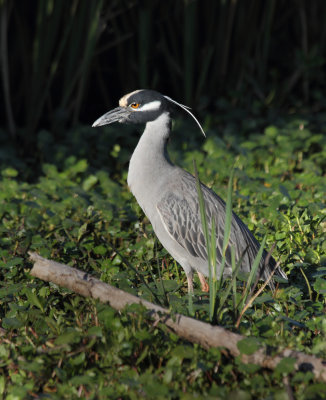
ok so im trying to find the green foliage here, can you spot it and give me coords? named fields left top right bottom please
left=0, top=115, right=326, bottom=398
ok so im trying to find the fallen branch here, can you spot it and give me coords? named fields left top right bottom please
left=28, top=252, right=326, bottom=382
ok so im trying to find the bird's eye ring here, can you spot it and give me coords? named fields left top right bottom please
left=130, top=103, right=140, bottom=109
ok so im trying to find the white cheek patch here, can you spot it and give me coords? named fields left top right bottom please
left=138, top=100, right=161, bottom=112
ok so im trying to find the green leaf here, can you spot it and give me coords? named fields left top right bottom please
left=304, top=383, right=326, bottom=399
left=93, top=245, right=107, bottom=255
left=19, top=359, right=44, bottom=372
left=87, top=326, right=103, bottom=337
left=0, top=283, right=23, bottom=298
left=0, top=375, right=4, bottom=395
left=67, top=159, right=88, bottom=176
left=228, top=390, right=252, bottom=400
left=1, top=168, right=18, bottom=178
left=237, top=362, right=261, bottom=374
left=55, top=330, right=81, bottom=345
left=78, top=222, right=88, bottom=241
left=6, top=386, right=29, bottom=400
left=70, top=352, right=86, bottom=366
left=69, top=375, right=94, bottom=385
left=265, top=126, right=278, bottom=138
left=275, top=357, right=296, bottom=374
left=24, top=288, right=45, bottom=312
left=3, top=317, right=24, bottom=329
left=237, top=337, right=261, bottom=355
left=314, top=278, right=326, bottom=293
left=82, top=174, right=98, bottom=191
left=0, top=345, right=10, bottom=359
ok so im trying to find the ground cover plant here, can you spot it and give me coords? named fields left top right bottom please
left=0, top=113, right=326, bottom=399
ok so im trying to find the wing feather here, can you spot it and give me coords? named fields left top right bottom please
left=157, top=171, right=285, bottom=283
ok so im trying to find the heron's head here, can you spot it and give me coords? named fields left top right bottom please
left=92, top=89, right=205, bottom=136
left=92, top=90, right=169, bottom=127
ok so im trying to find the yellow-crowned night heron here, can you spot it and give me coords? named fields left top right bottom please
left=92, top=89, right=287, bottom=292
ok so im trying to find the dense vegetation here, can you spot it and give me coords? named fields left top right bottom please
left=1, top=113, right=326, bottom=398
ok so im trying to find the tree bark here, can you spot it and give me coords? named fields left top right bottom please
left=28, top=252, right=326, bottom=382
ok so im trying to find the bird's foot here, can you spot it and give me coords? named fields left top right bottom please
left=198, top=272, right=209, bottom=292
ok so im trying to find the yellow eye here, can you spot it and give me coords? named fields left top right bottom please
left=130, top=102, right=140, bottom=109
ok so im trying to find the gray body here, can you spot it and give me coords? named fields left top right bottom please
left=93, top=89, right=287, bottom=292
left=128, top=112, right=283, bottom=288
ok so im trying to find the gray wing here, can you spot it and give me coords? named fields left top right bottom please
left=157, top=193, right=212, bottom=261
left=157, top=171, right=282, bottom=280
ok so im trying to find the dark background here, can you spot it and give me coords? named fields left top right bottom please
left=1, top=0, right=326, bottom=171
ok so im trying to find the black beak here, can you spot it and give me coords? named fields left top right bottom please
left=92, top=106, right=131, bottom=127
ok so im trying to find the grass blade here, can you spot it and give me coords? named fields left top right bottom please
left=216, top=253, right=242, bottom=322
left=231, top=246, right=237, bottom=312
left=193, top=160, right=216, bottom=321
left=236, top=235, right=266, bottom=311
left=217, top=169, right=234, bottom=291
left=300, top=267, right=313, bottom=301
left=188, top=291, right=194, bottom=317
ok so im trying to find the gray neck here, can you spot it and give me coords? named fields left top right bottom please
left=127, top=112, right=175, bottom=211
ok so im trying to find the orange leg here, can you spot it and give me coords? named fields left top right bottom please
left=197, top=272, right=209, bottom=292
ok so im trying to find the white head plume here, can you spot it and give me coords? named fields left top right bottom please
left=163, top=95, right=206, bottom=137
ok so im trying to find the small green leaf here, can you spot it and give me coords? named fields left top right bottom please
left=163, top=368, right=173, bottom=384
left=24, top=288, right=45, bottom=312
left=82, top=175, right=98, bottom=191
left=69, top=375, right=94, bottom=385
left=112, top=255, right=122, bottom=265
left=93, top=245, right=107, bottom=255
left=67, top=159, right=88, bottom=176
left=1, top=168, right=18, bottom=177
left=279, top=184, right=291, bottom=200
left=55, top=330, right=81, bottom=345
left=0, top=345, right=10, bottom=359
left=3, top=317, right=24, bottom=329
left=275, top=357, right=296, bottom=374
left=314, top=278, right=326, bottom=293
left=0, top=283, right=23, bottom=298
left=6, top=386, right=29, bottom=400
left=70, top=352, right=86, bottom=366
left=19, top=359, right=44, bottom=372
left=237, top=362, right=261, bottom=374
left=265, top=125, right=278, bottom=137
left=78, top=222, right=88, bottom=241
left=87, top=326, right=103, bottom=337
left=228, top=390, right=252, bottom=400
left=237, top=337, right=261, bottom=355
left=0, top=375, right=4, bottom=394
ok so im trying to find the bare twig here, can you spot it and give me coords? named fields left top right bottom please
left=235, top=260, right=281, bottom=329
